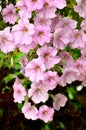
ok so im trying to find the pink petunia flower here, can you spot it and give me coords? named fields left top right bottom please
left=2, top=3, right=19, bottom=24
left=38, top=105, right=54, bottom=122
left=59, top=51, right=74, bottom=68
left=44, top=71, right=59, bottom=90
left=74, top=0, right=86, bottom=18
left=59, top=68, right=78, bottom=86
left=28, top=81, right=49, bottom=104
left=25, top=58, right=46, bottom=82
left=22, top=102, right=38, bottom=120
left=18, top=42, right=37, bottom=54
left=55, top=17, right=77, bottom=31
left=12, top=18, right=35, bottom=45
left=13, top=78, right=27, bottom=103
left=16, top=0, right=32, bottom=19
left=53, top=93, right=67, bottom=111
left=54, top=0, right=66, bottom=9
left=0, top=27, right=15, bottom=53
left=81, top=19, right=86, bottom=31
left=51, top=14, right=62, bottom=31
left=25, top=0, right=43, bottom=11
left=34, top=15, right=51, bottom=27
left=69, top=29, right=86, bottom=49
left=72, top=57, right=86, bottom=81
left=53, top=28, right=71, bottom=50
left=33, top=25, right=52, bottom=46
left=37, top=0, right=56, bottom=19
left=37, top=45, right=61, bottom=69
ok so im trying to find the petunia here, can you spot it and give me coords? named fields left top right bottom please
left=37, top=45, right=61, bottom=69
left=13, top=78, right=27, bottom=103
left=12, top=18, right=35, bottom=45
left=0, top=27, right=15, bottom=53
left=38, top=105, right=54, bottom=122
left=16, top=0, right=32, bottom=19
left=2, top=3, right=19, bottom=24
left=33, top=25, right=52, bottom=46
left=22, top=102, right=38, bottom=120
left=53, top=93, right=67, bottom=111
left=28, top=81, right=49, bottom=104
left=25, top=58, right=46, bottom=82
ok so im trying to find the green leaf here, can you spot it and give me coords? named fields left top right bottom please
left=17, top=103, right=23, bottom=110
left=42, top=125, right=51, bottom=130
left=3, top=74, right=14, bottom=83
left=0, top=51, right=4, bottom=67
left=13, top=52, right=24, bottom=63
left=14, top=63, right=21, bottom=70
left=72, top=49, right=81, bottom=60
left=66, top=86, right=76, bottom=100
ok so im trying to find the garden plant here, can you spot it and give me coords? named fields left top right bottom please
left=0, top=0, right=86, bottom=130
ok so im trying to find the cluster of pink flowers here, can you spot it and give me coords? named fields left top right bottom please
left=1, top=0, right=86, bottom=122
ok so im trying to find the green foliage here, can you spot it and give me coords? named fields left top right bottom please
left=42, top=125, right=50, bottom=130
left=3, top=74, right=14, bottom=84
left=0, top=51, right=4, bottom=68
left=64, top=45, right=81, bottom=60
left=13, top=51, right=24, bottom=70
left=17, top=103, right=23, bottom=110
left=13, top=51, right=24, bottom=63
left=66, top=86, right=76, bottom=100
left=72, top=49, right=81, bottom=60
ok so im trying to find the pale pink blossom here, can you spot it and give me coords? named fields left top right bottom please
left=25, top=0, right=43, bottom=11
left=16, top=0, right=31, bottom=19
left=2, top=4, right=19, bottom=24
left=22, top=102, right=38, bottom=120
left=38, top=105, right=54, bottom=122
left=54, top=0, right=66, bottom=9
left=37, top=7, right=56, bottom=19
left=51, top=14, right=62, bottom=31
left=81, top=19, right=86, bottom=31
left=25, top=58, right=46, bottom=82
left=70, top=29, right=86, bottom=49
left=13, top=78, right=27, bottom=103
left=59, top=51, right=74, bottom=68
left=34, top=15, right=51, bottom=27
left=28, top=82, right=49, bottom=104
left=59, top=68, right=78, bottom=86
left=44, top=71, right=59, bottom=90
left=72, top=57, right=86, bottom=81
left=20, top=55, right=28, bottom=74
left=12, top=18, right=34, bottom=45
left=0, top=27, right=15, bottom=53
left=37, top=0, right=56, bottom=19
left=53, top=28, right=71, bottom=50
left=33, top=25, right=52, bottom=46
left=53, top=93, right=67, bottom=111
left=18, top=42, right=37, bottom=54
left=74, top=0, right=86, bottom=18
left=37, top=45, right=61, bottom=69
left=81, top=46, right=86, bottom=55
left=55, top=17, right=77, bottom=31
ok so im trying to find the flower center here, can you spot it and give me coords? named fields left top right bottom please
left=43, top=110, right=48, bottom=115
left=44, top=53, right=49, bottom=58
left=2, top=38, right=7, bottom=43
left=36, top=65, right=40, bottom=71
left=44, top=3, right=49, bottom=8
left=23, top=28, right=28, bottom=33
left=32, top=0, right=37, bottom=2
left=38, top=31, right=44, bottom=36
